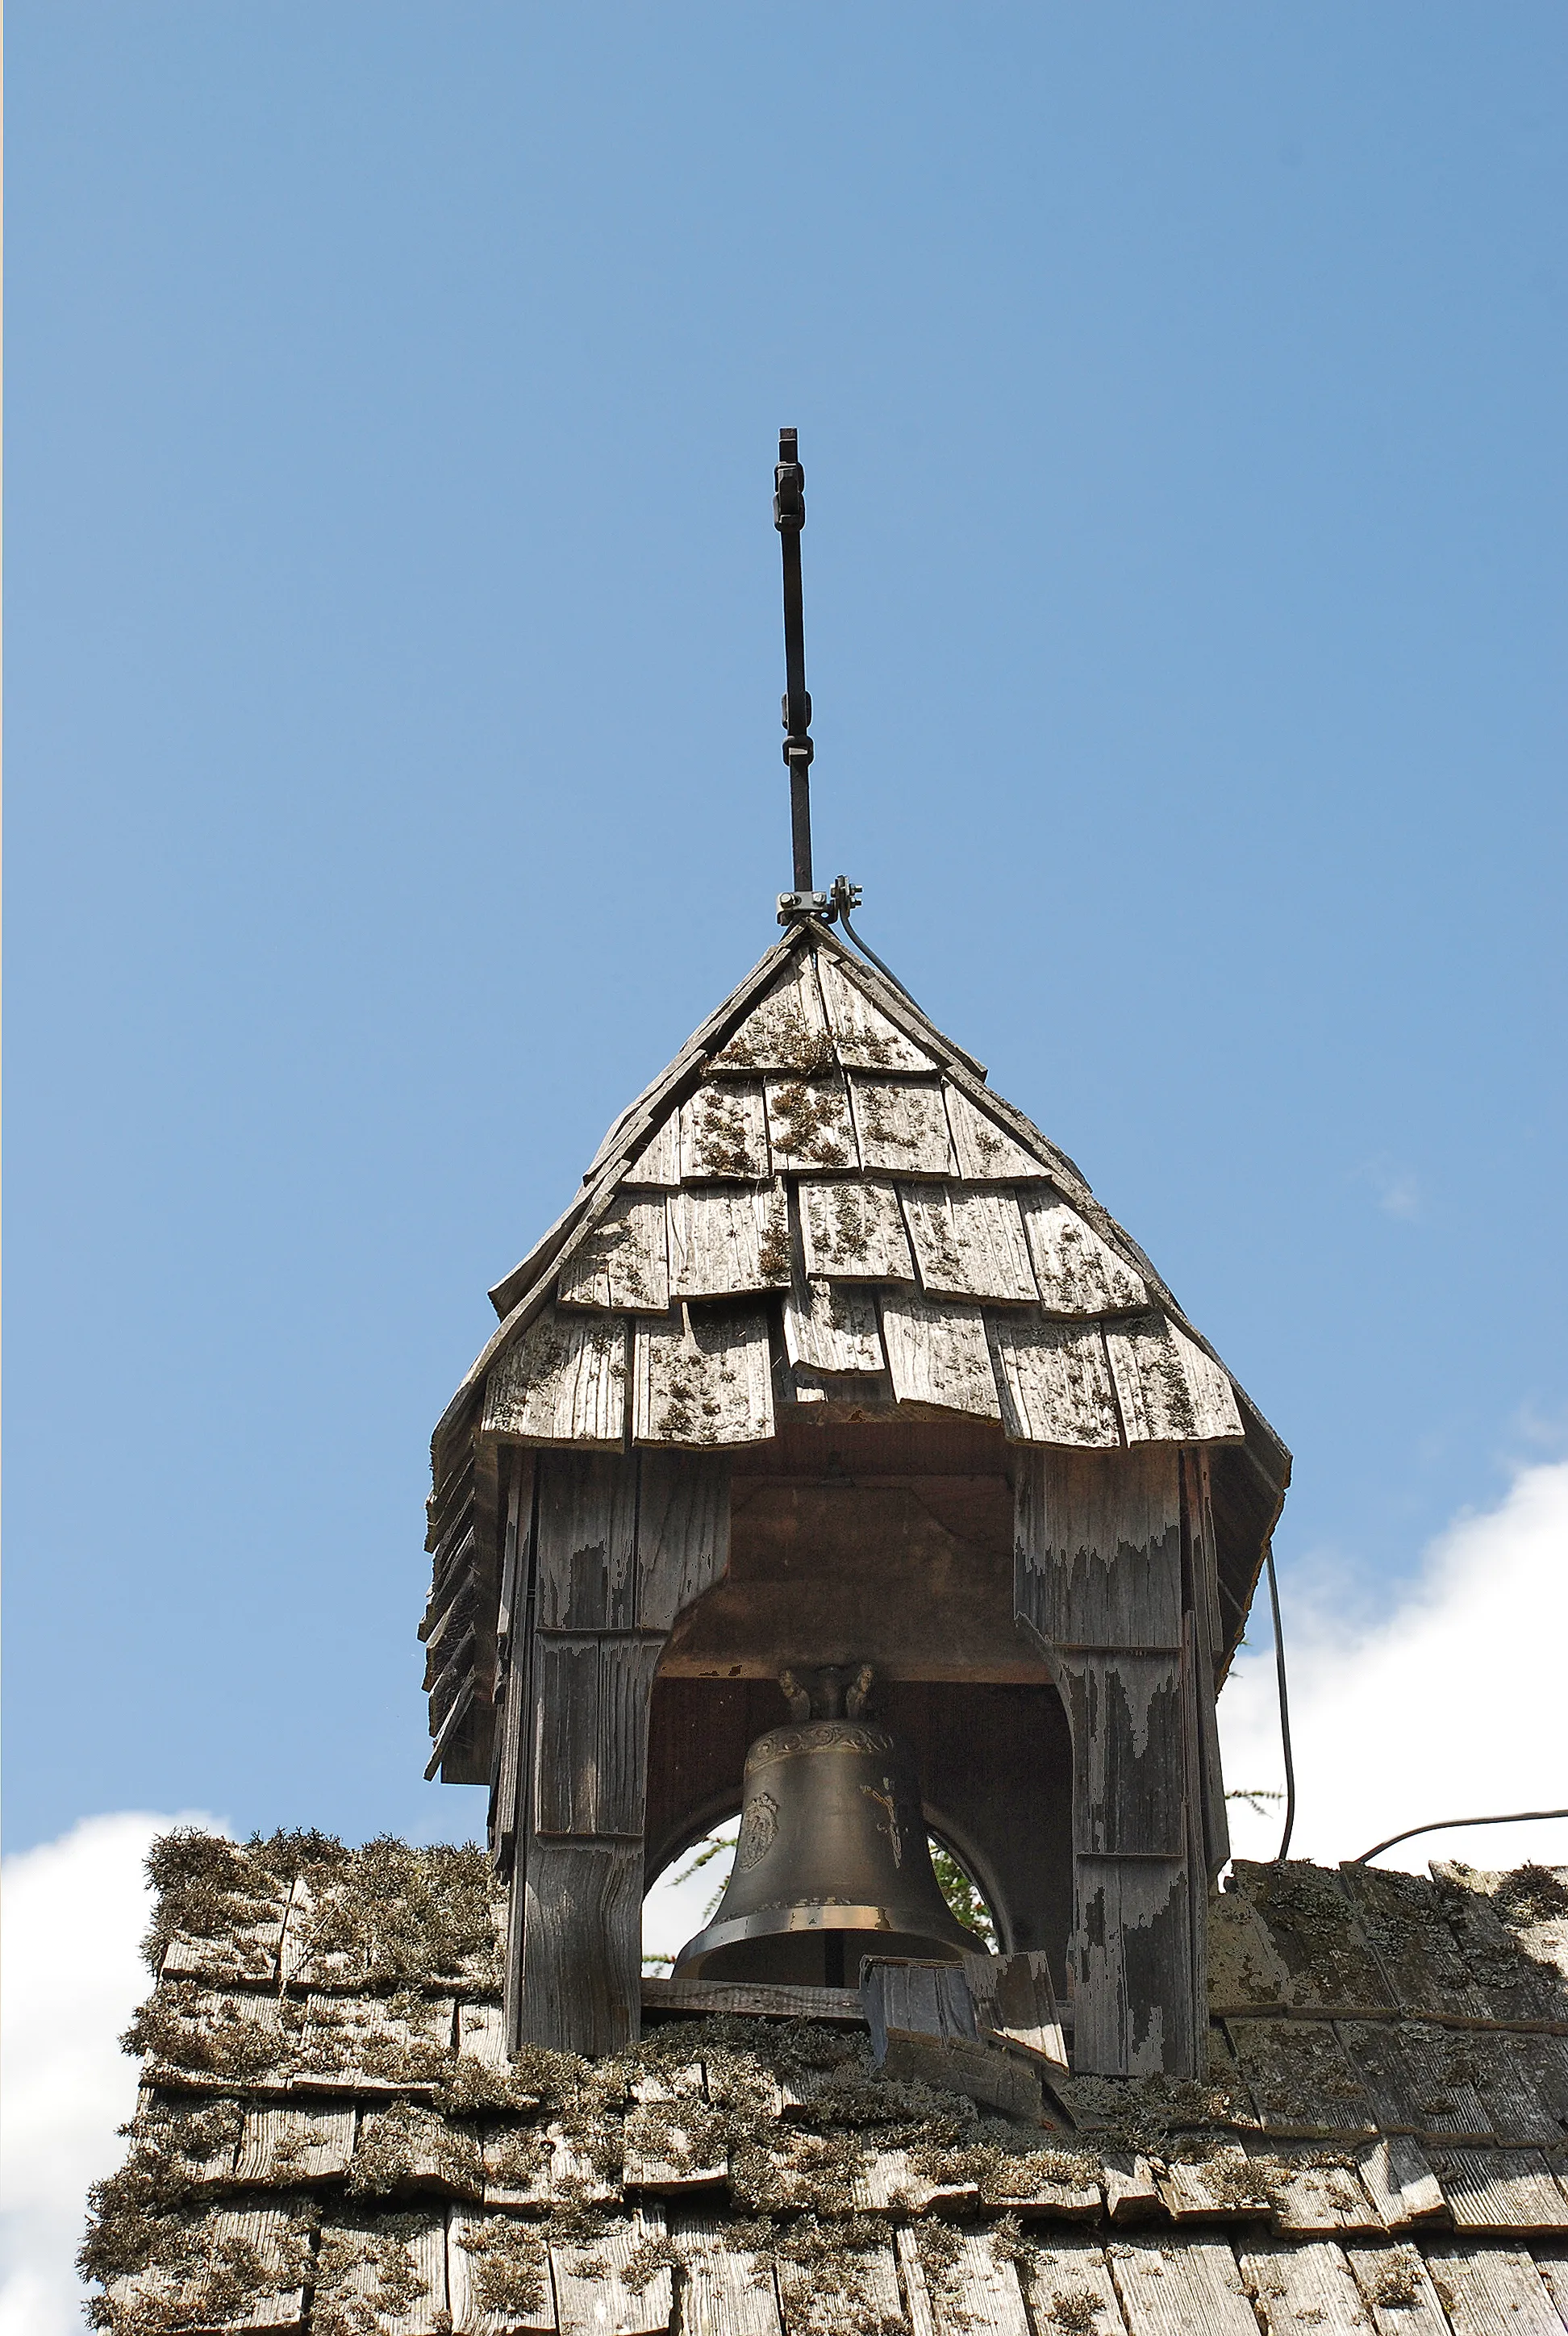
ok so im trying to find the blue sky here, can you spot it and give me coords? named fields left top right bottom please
left=7, top=4, right=1566, bottom=1858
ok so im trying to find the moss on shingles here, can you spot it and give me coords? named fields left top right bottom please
left=80, top=2199, right=315, bottom=2336
left=292, top=1836, right=501, bottom=1988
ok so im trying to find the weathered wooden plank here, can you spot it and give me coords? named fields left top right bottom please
left=1014, top=1445, right=1184, bottom=1650
left=1267, top=2158, right=1382, bottom=2234
left=519, top=1842, right=643, bottom=2056
left=1157, top=2146, right=1276, bottom=2221
left=1428, top=1867, right=1568, bottom=2025
left=317, top=2217, right=448, bottom=2336
left=1182, top=1449, right=1230, bottom=1877
left=1340, top=2020, right=1493, bottom=2141
left=622, top=1110, right=683, bottom=1187
left=1533, top=2253, right=1568, bottom=2328
left=849, top=1075, right=954, bottom=1175
left=1104, top=1314, right=1244, bottom=1444
left=943, top=1084, right=1052, bottom=1181
left=796, top=1176, right=915, bottom=1281
left=878, top=1289, right=1002, bottom=1417
left=551, top=2212, right=673, bottom=2336
left=963, top=1950, right=1068, bottom=2067
left=1228, top=1862, right=1395, bottom=2009
left=235, top=2102, right=355, bottom=2183
left=557, top=1195, right=670, bottom=1314
left=1057, top=1652, right=1187, bottom=1855
left=1017, top=2238, right=1131, bottom=2334
left=776, top=2240, right=903, bottom=2336
left=679, top=2221, right=784, bottom=2336
left=446, top=2209, right=555, bottom=2334
left=815, top=949, right=935, bottom=1072
left=1238, top=2239, right=1373, bottom=2335
left=782, top=1276, right=885, bottom=1374
left=635, top=1450, right=732, bottom=1632
left=535, top=1452, right=639, bottom=1631
left=1022, top=1189, right=1149, bottom=1315
left=111, top=2206, right=311, bottom=2332
left=763, top=1074, right=859, bottom=1172
left=1102, top=2153, right=1166, bottom=2222
left=633, top=1306, right=775, bottom=1447
left=678, top=1082, right=771, bottom=1181
left=667, top=1183, right=791, bottom=1303
left=1420, top=2243, right=1567, bottom=2334
left=640, top=1974, right=865, bottom=2025
left=895, top=2225, right=1032, bottom=2336
left=1224, top=2017, right=1377, bottom=2138
left=1342, top=2242, right=1456, bottom=2335
left=1433, top=2148, right=1568, bottom=2233
left=1071, top=1854, right=1195, bottom=2075
left=455, top=2002, right=510, bottom=2075
left=709, top=953, right=836, bottom=1076
left=483, top=1310, right=628, bottom=1448
left=1105, top=2237, right=1258, bottom=2336
left=988, top=1314, right=1122, bottom=1447
left=900, top=1183, right=1039, bottom=1303
left=532, top=1639, right=601, bottom=1836
left=594, top=1641, right=664, bottom=1836
left=863, top=1956, right=978, bottom=2053
left=1354, top=2136, right=1448, bottom=2230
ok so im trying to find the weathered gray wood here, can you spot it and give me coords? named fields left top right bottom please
left=1022, top=1187, right=1149, bottom=1314
left=782, top=1276, right=885, bottom=1374
left=777, top=2242, right=903, bottom=2336
left=1057, top=1656, right=1187, bottom=1853
left=621, top=1108, right=683, bottom=1187
left=796, top=1175, right=915, bottom=1281
left=633, top=1306, right=774, bottom=1446
left=532, top=1640, right=601, bottom=1835
left=1102, top=2153, right=1166, bottom=2221
left=667, top=1183, right=791, bottom=1301
left=1433, top=2148, right=1568, bottom=2232
left=519, top=1842, right=643, bottom=2055
left=1015, top=1446, right=1184, bottom=1650
left=1107, top=2238, right=1258, bottom=2336
left=1420, top=2243, right=1567, bottom=2334
left=762, top=1074, right=859, bottom=1171
left=895, top=2226, right=1032, bottom=2336
left=678, top=1081, right=771, bottom=1181
left=988, top=1314, right=1122, bottom=1446
left=1072, top=1854, right=1195, bottom=2075
left=963, top=1948, right=1068, bottom=2067
left=943, top=1084, right=1051, bottom=1180
left=115, top=2206, right=308, bottom=2330
left=1266, top=2160, right=1387, bottom=2237
left=1017, top=2240, right=1130, bottom=2334
left=1105, top=1312, right=1244, bottom=1443
left=1341, top=2019, right=1493, bottom=2140
left=1342, top=2243, right=1456, bottom=2336
left=319, top=2217, right=447, bottom=2336
left=483, top=1310, right=628, bottom=1447
left=680, top=2221, right=784, bottom=2336
left=235, top=2102, right=355, bottom=2183
left=551, top=2211, right=673, bottom=2336
left=878, top=1289, right=1002, bottom=1416
left=1237, top=2239, right=1371, bottom=2335
left=815, top=949, right=935, bottom=1072
left=557, top=1195, right=671, bottom=1313
left=1355, top=2137, right=1447, bottom=2230
left=1182, top=1448, right=1230, bottom=1875
left=1224, top=2017, right=1376, bottom=2138
left=635, top=1450, right=732, bottom=1631
left=445, top=2210, right=554, bottom=2334
left=848, top=1075, right=954, bottom=1174
left=862, top=1956, right=978, bottom=2054
left=594, top=1641, right=665, bottom=1834
left=1532, top=2254, right=1568, bottom=2328
left=900, top=1182, right=1038, bottom=1303
left=534, top=1453, right=638, bottom=1631
left=710, top=952, right=836, bottom=1075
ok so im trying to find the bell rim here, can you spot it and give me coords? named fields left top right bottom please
left=673, top=1900, right=978, bottom=1974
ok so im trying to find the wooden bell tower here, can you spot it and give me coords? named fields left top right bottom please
left=419, top=437, right=1290, bottom=2080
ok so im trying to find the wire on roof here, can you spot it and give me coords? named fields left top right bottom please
left=1266, top=1541, right=1297, bottom=1863
left=1351, top=1808, right=1568, bottom=1867
left=829, top=875, right=928, bottom=1018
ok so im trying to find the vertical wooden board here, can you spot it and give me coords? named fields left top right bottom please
left=709, top=953, right=836, bottom=1076
left=776, top=2241, right=903, bottom=2336
left=678, top=1082, right=771, bottom=1181
left=763, top=1074, right=859, bottom=1172
left=1014, top=1446, right=1184, bottom=1651
left=1072, top=1855, right=1195, bottom=2076
left=1420, top=2244, right=1567, bottom=2335
left=551, top=2213, right=673, bottom=2336
left=633, top=1307, right=775, bottom=1447
left=1104, top=2238, right=1258, bottom=2336
left=622, top=1111, right=683, bottom=1187
left=1059, top=1655, right=1187, bottom=1854
left=635, top=1450, right=732, bottom=1631
left=317, top=2218, right=448, bottom=2336
left=1021, top=1190, right=1149, bottom=1315
left=988, top=1315, right=1122, bottom=1447
left=496, top=1452, right=535, bottom=1650
left=519, top=1842, right=643, bottom=2056
left=815, top=948, right=936, bottom=1072
left=445, top=2209, right=555, bottom=2334
left=878, top=1289, right=1002, bottom=1418
left=944, top=1084, right=1052, bottom=1181
left=482, top=1310, right=628, bottom=1448
left=1182, top=1451, right=1230, bottom=1877
left=536, top=1452, right=639, bottom=1630
left=894, top=2229, right=1031, bottom=2336
left=594, top=1641, right=663, bottom=1838
left=532, top=1640, right=600, bottom=1836
left=1237, top=2239, right=1373, bottom=2334
left=900, top=1184, right=1039, bottom=1303
left=1433, top=2149, right=1568, bottom=2232
left=1020, top=2238, right=1130, bottom=2332
left=1343, top=2244, right=1457, bottom=2336
left=675, top=2221, right=783, bottom=2336
left=557, top=1195, right=671, bottom=1313
left=1104, top=1316, right=1243, bottom=1444
left=782, top=1276, right=886, bottom=1374
left=797, top=1177, right=915, bottom=1281
left=849, top=1075, right=954, bottom=1175
left=490, top=1658, right=528, bottom=1871
left=963, top=1949, right=1068, bottom=2066
left=668, top=1183, right=791, bottom=1301
left=234, top=2102, right=356, bottom=2182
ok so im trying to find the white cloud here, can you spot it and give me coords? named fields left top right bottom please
left=0, top=1811, right=219, bottom=2336
left=1353, top=1155, right=1424, bottom=1220
left=1220, top=1459, right=1568, bottom=1875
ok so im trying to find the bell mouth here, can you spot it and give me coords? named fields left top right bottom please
left=674, top=1902, right=978, bottom=1988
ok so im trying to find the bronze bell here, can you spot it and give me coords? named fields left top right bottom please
left=673, top=1666, right=979, bottom=1988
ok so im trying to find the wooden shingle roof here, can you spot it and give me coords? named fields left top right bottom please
left=85, top=1833, right=1568, bottom=2334
left=422, top=924, right=1290, bottom=1781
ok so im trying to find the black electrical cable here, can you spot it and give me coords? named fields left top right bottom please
left=1351, top=1808, right=1568, bottom=1867
left=836, top=903, right=928, bottom=1019
left=1265, top=1541, right=1296, bottom=1863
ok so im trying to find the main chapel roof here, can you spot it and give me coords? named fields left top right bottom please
left=85, top=1833, right=1568, bottom=2334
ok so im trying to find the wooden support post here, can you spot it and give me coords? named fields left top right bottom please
left=1014, top=1445, right=1225, bottom=2078
left=493, top=1446, right=731, bottom=2058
